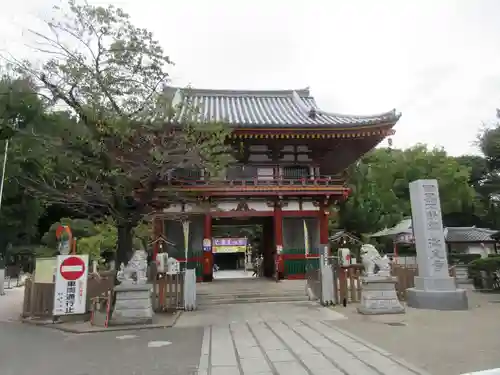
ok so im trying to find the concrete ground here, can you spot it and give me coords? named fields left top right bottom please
left=4, top=283, right=499, bottom=374
left=1, top=287, right=430, bottom=375
left=0, top=287, right=24, bottom=322
left=1, top=288, right=203, bottom=375
left=0, top=321, right=203, bottom=375
left=329, top=286, right=500, bottom=375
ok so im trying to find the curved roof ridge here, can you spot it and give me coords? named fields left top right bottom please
left=315, top=107, right=401, bottom=120
left=291, top=90, right=400, bottom=120
left=171, top=86, right=311, bottom=97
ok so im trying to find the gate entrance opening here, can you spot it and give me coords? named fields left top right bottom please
left=211, top=217, right=275, bottom=280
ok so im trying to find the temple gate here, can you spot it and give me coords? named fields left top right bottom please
left=150, top=87, right=400, bottom=282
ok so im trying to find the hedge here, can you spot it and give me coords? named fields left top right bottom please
left=468, top=256, right=500, bottom=291
left=448, top=253, right=482, bottom=265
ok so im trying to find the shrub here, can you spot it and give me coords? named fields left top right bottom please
left=468, top=256, right=500, bottom=291
left=448, top=253, right=482, bottom=265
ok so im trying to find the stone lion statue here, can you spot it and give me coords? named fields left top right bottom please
left=360, top=244, right=391, bottom=276
left=117, top=250, right=148, bottom=285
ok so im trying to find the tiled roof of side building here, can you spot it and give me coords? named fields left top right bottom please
left=167, top=87, right=401, bottom=128
left=445, top=227, right=497, bottom=243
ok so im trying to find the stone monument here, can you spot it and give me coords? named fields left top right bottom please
left=110, top=249, right=154, bottom=325
left=357, top=244, right=405, bottom=315
left=406, top=179, right=468, bottom=310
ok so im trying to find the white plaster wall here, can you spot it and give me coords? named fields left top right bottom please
left=247, top=202, right=273, bottom=211
left=216, top=202, right=239, bottom=211
left=162, top=204, right=204, bottom=214
left=163, top=204, right=183, bottom=213
left=302, top=202, right=319, bottom=211
left=283, top=202, right=300, bottom=211
left=216, top=201, right=273, bottom=212
left=467, top=244, right=493, bottom=258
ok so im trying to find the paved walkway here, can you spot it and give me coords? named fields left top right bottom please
left=196, top=316, right=430, bottom=375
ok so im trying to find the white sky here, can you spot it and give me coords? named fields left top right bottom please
left=1, top=0, right=500, bottom=156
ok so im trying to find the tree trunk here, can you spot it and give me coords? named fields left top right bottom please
left=116, top=222, right=134, bottom=267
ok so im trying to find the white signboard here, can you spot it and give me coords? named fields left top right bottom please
left=53, top=254, right=89, bottom=316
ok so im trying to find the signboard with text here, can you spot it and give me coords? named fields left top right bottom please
left=212, top=238, right=248, bottom=254
left=53, top=254, right=88, bottom=316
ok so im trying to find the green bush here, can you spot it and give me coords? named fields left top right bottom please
left=448, top=253, right=482, bottom=265
left=468, top=256, right=500, bottom=291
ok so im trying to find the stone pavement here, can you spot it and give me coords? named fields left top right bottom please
left=193, top=304, right=430, bottom=375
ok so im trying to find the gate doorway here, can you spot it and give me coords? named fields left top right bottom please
left=211, top=216, right=275, bottom=280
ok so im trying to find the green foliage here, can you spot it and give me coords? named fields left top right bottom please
left=339, top=145, right=476, bottom=235
left=41, top=218, right=97, bottom=249
left=11, top=0, right=232, bottom=264
left=132, top=221, right=151, bottom=250
left=448, top=253, right=482, bottom=265
left=468, top=256, right=500, bottom=291
left=39, top=216, right=149, bottom=261
left=469, top=255, right=500, bottom=273
left=77, top=218, right=117, bottom=261
left=0, top=75, right=48, bottom=256
left=471, top=121, right=500, bottom=228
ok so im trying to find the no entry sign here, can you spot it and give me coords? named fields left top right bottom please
left=60, top=256, right=86, bottom=281
left=53, top=254, right=89, bottom=316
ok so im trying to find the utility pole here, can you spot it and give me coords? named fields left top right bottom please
left=0, top=139, right=9, bottom=211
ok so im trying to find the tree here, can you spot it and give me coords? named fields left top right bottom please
left=475, top=118, right=500, bottom=227
left=0, top=75, right=48, bottom=259
left=339, top=145, right=477, bottom=235
left=13, top=1, right=232, bottom=266
left=41, top=217, right=98, bottom=249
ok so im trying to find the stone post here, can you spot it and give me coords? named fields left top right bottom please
left=406, top=179, right=468, bottom=310
left=0, top=267, right=4, bottom=296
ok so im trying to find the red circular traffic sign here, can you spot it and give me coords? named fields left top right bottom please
left=59, top=256, right=86, bottom=281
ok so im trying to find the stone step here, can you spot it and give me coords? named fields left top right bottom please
left=197, top=295, right=309, bottom=306
left=197, top=291, right=305, bottom=298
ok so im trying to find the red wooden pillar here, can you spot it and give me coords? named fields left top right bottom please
left=274, top=203, right=284, bottom=279
left=152, top=216, right=164, bottom=261
left=202, top=214, right=213, bottom=282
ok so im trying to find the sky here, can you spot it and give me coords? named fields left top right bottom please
left=1, top=0, right=500, bottom=156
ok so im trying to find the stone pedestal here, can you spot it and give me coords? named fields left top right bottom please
left=357, top=276, right=405, bottom=315
left=408, top=179, right=469, bottom=311
left=110, top=284, right=153, bottom=325
left=406, top=286, right=468, bottom=311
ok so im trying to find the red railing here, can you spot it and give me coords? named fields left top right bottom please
left=167, top=175, right=344, bottom=187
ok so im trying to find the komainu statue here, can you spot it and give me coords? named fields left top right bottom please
left=117, top=249, right=148, bottom=285
left=360, top=244, right=391, bottom=277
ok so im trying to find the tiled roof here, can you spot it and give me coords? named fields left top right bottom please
left=169, top=87, right=401, bottom=128
left=370, top=218, right=413, bottom=237
left=329, top=230, right=362, bottom=244
left=444, top=227, right=497, bottom=243
left=371, top=220, right=497, bottom=243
